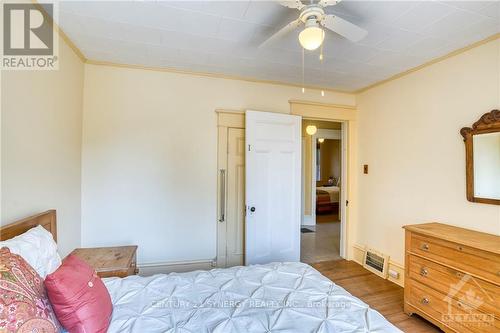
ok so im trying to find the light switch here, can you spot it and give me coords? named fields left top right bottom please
left=363, top=165, right=368, bottom=174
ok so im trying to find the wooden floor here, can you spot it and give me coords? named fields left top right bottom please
left=313, top=260, right=442, bottom=333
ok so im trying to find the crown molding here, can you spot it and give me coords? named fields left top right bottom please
left=85, top=59, right=351, bottom=94
left=215, top=109, right=245, bottom=114
left=82, top=32, right=500, bottom=96
left=288, top=99, right=356, bottom=110
left=355, top=33, right=500, bottom=94
left=56, top=26, right=87, bottom=63
left=32, top=0, right=87, bottom=63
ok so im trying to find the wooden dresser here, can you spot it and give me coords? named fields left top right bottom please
left=403, top=223, right=499, bottom=333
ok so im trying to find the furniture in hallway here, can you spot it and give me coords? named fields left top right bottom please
left=316, top=190, right=337, bottom=214
left=316, top=186, right=340, bottom=215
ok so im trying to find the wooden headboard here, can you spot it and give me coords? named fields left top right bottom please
left=0, top=210, right=57, bottom=241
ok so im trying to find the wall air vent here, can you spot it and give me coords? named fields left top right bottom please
left=363, top=248, right=389, bottom=278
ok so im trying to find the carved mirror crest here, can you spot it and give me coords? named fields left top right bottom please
left=460, top=110, right=500, bottom=205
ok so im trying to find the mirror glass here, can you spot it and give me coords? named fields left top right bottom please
left=473, top=132, right=500, bottom=199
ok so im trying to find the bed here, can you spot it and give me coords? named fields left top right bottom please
left=316, top=186, right=340, bottom=203
left=316, top=186, right=340, bottom=215
left=0, top=211, right=401, bottom=333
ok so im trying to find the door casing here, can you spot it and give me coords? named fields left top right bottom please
left=310, top=126, right=348, bottom=259
left=216, top=101, right=357, bottom=266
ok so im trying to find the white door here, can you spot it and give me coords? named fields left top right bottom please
left=245, top=110, right=302, bottom=265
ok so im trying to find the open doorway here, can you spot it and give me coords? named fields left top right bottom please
left=300, top=119, right=345, bottom=264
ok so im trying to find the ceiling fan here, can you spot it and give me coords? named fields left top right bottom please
left=260, top=0, right=367, bottom=50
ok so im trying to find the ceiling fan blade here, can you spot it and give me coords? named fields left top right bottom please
left=278, top=1, right=305, bottom=10
left=321, top=15, right=367, bottom=42
left=319, top=0, right=342, bottom=7
left=259, top=19, right=302, bottom=48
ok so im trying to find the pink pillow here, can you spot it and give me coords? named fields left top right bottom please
left=0, top=247, right=60, bottom=333
left=44, top=255, right=112, bottom=333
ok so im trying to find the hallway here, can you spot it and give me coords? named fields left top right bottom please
left=300, top=222, right=341, bottom=264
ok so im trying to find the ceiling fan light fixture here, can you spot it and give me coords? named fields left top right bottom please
left=299, top=20, right=325, bottom=51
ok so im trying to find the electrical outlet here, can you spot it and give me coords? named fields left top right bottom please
left=363, top=165, right=368, bottom=174
left=388, top=269, right=399, bottom=279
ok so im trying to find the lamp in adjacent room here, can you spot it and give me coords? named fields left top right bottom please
left=306, top=125, right=317, bottom=135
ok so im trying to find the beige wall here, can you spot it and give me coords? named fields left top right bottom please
left=81, top=64, right=355, bottom=264
left=319, top=139, right=341, bottom=183
left=1, top=38, right=84, bottom=256
left=356, top=38, right=500, bottom=265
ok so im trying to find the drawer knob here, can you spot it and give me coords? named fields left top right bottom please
left=420, top=243, right=429, bottom=251
left=421, top=297, right=430, bottom=305
left=420, top=268, right=428, bottom=276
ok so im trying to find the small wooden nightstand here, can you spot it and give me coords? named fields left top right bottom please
left=70, top=246, right=138, bottom=278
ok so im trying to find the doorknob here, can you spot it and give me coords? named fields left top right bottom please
left=247, top=206, right=256, bottom=216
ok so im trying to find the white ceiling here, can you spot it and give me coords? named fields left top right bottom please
left=57, top=0, right=500, bottom=91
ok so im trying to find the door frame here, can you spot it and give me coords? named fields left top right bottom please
left=310, top=126, right=347, bottom=259
left=310, top=128, right=342, bottom=227
left=216, top=100, right=357, bottom=264
left=216, top=110, right=245, bottom=268
left=289, top=100, right=357, bottom=261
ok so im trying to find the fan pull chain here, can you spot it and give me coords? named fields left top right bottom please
left=320, top=42, right=325, bottom=97
left=302, top=47, right=305, bottom=93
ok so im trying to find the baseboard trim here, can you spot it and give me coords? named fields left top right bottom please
left=352, top=244, right=365, bottom=265
left=138, top=259, right=216, bottom=276
left=302, top=214, right=315, bottom=226
left=387, top=261, right=405, bottom=287
left=352, top=244, right=404, bottom=287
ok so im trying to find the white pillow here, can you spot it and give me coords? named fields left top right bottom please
left=0, top=225, right=62, bottom=278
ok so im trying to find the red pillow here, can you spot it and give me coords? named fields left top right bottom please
left=0, top=247, right=60, bottom=333
left=44, top=255, right=112, bottom=333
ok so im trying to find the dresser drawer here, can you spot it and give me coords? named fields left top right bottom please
left=407, top=279, right=498, bottom=333
left=408, top=255, right=499, bottom=319
left=410, top=234, right=500, bottom=285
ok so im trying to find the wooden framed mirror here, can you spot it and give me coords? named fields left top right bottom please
left=460, top=110, right=500, bottom=205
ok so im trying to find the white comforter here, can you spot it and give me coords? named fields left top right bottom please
left=103, top=262, right=401, bottom=333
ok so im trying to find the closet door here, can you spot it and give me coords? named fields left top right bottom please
left=226, top=128, right=245, bottom=266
